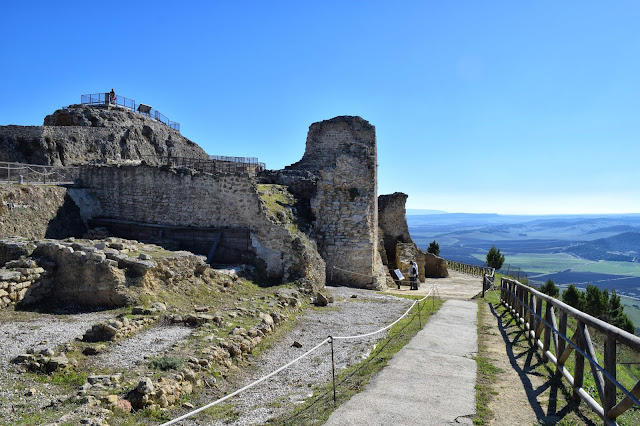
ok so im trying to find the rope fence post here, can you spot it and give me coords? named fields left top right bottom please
left=417, top=300, right=422, bottom=328
left=329, top=336, right=336, bottom=404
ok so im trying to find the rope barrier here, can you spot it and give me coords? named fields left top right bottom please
left=160, top=337, right=331, bottom=426
left=332, top=288, right=434, bottom=340
left=161, top=285, right=440, bottom=424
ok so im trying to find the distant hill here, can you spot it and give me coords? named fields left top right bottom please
left=565, top=232, right=640, bottom=262
left=406, top=209, right=447, bottom=215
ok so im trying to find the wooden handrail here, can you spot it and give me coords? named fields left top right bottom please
left=445, top=260, right=493, bottom=277
left=500, top=277, right=640, bottom=423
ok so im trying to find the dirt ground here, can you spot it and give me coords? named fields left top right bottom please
left=479, top=288, right=599, bottom=425
left=385, top=270, right=483, bottom=300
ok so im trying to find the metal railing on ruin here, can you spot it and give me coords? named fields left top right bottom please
left=500, top=277, right=640, bottom=425
left=0, top=162, right=78, bottom=185
left=141, top=155, right=266, bottom=176
left=80, top=93, right=180, bottom=132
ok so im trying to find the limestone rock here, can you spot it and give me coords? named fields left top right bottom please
left=136, top=377, right=154, bottom=395
left=314, top=292, right=328, bottom=307
left=424, top=252, right=449, bottom=278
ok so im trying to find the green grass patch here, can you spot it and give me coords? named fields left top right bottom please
left=267, top=297, right=444, bottom=425
left=474, top=295, right=503, bottom=425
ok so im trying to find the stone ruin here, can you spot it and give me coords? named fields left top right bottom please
left=378, top=192, right=448, bottom=284
left=0, top=103, right=447, bottom=307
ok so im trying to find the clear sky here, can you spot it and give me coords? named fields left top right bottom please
left=2, top=1, right=639, bottom=215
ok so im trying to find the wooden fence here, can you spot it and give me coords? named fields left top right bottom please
left=446, top=260, right=493, bottom=277
left=500, top=277, right=640, bottom=425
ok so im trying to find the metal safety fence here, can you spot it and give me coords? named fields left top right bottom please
left=0, top=162, right=78, bottom=185
left=142, top=155, right=266, bottom=176
left=80, top=93, right=180, bottom=131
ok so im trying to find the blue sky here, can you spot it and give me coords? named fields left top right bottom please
left=2, top=1, right=639, bottom=214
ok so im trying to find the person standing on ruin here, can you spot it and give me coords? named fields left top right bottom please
left=109, top=88, right=116, bottom=104
left=409, top=260, right=418, bottom=290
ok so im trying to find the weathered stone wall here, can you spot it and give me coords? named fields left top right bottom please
left=0, top=104, right=207, bottom=166
left=0, top=184, right=86, bottom=239
left=286, top=116, right=386, bottom=288
left=77, top=164, right=325, bottom=288
left=378, top=192, right=413, bottom=267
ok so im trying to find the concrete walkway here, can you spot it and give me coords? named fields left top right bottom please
left=324, top=299, right=478, bottom=425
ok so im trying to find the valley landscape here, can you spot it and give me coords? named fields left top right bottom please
left=408, top=211, right=640, bottom=330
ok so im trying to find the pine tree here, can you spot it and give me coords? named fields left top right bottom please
left=486, top=245, right=505, bottom=270
left=539, top=279, right=559, bottom=298
left=584, top=285, right=608, bottom=319
left=427, top=240, right=440, bottom=256
left=562, top=284, right=583, bottom=310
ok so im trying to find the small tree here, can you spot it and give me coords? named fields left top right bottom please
left=539, top=279, right=559, bottom=298
left=427, top=240, right=440, bottom=256
left=562, top=284, right=584, bottom=310
left=486, top=245, right=505, bottom=270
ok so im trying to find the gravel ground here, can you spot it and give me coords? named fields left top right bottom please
left=0, top=310, right=114, bottom=424
left=177, top=286, right=414, bottom=425
left=90, top=325, right=194, bottom=369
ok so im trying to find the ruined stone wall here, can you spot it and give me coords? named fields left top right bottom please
left=378, top=192, right=413, bottom=267
left=77, top=164, right=325, bottom=288
left=0, top=184, right=86, bottom=239
left=286, top=116, right=386, bottom=288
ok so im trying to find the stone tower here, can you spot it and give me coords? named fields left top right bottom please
left=287, top=116, right=387, bottom=288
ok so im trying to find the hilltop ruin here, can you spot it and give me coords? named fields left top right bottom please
left=0, top=97, right=447, bottom=309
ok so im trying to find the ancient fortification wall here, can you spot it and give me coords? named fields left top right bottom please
left=78, top=164, right=325, bottom=288
left=0, top=105, right=403, bottom=291
left=286, top=116, right=386, bottom=288
left=0, top=104, right=207, bottom=166
left=0, top=184, right=86, bottom=239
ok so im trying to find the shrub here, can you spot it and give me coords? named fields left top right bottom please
left=150, top=356, right=184, bottom=371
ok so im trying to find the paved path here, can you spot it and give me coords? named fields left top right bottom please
left=324, top=299, right=478, bottom=425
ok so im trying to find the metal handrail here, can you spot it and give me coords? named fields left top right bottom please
left=141, top=155, right=266, bottom=176
left=80, top=93, right=180, bottom=132
left=0, top=162, right=78, bottom=185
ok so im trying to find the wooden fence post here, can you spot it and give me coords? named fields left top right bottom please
left=604, top=335, right=616, bottom=420
left=573, top=321, right=586, bottom=401
left=542, top=302, right=551, bottom=361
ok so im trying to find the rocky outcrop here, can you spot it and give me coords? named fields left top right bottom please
left=424, top=252, right=449, bottom=278
left=0, top=104, right=207, bottom=166
left=0, top=237, right=225, bottom=309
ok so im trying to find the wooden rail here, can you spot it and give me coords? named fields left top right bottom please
left=500, top=277, right=640, bottom=424
left=446, top=260, right=493, bottom=277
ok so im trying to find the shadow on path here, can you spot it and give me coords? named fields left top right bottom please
left=489, top=303, right=597, bottom=425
